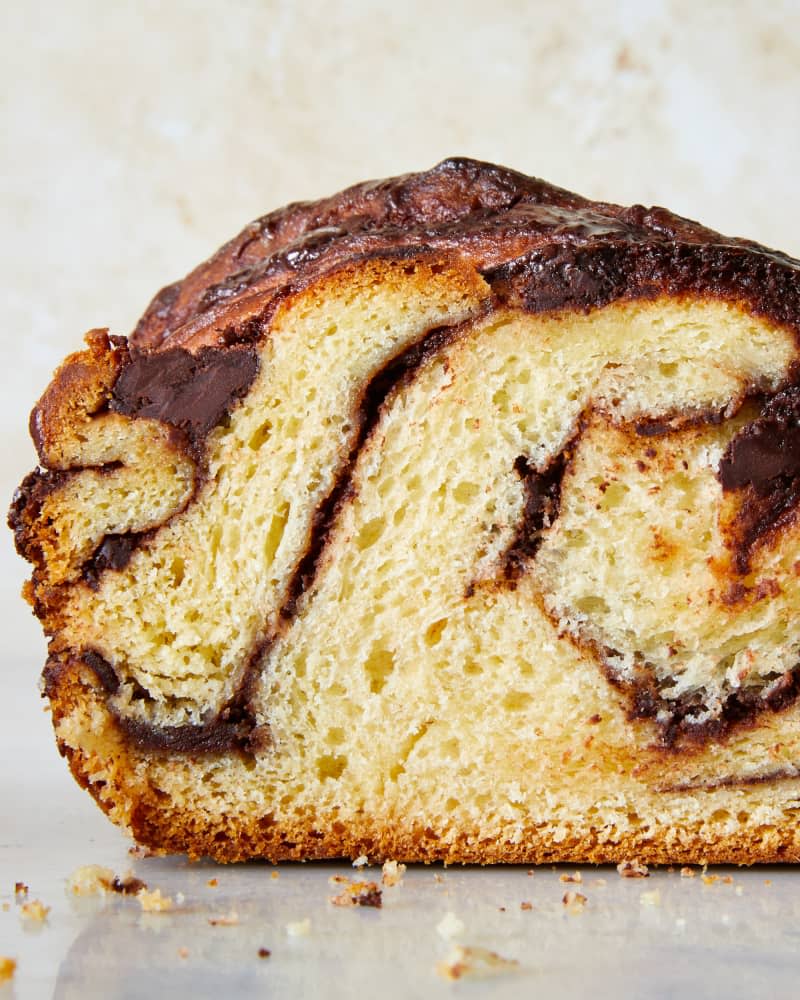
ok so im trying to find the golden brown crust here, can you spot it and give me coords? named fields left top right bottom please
left=46, top=654, right=800, bottom=865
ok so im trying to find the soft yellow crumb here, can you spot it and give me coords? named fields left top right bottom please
left=286, top=918, right=311, bottom=936
left=0, top=957, right=16, bottom=983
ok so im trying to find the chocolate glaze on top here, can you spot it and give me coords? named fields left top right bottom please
left=131, top=158, right=800, bottom=353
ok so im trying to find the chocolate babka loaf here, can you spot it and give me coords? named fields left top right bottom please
left=11, top=159, right=800, bottom=863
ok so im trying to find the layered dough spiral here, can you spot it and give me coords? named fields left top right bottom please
left=10, top=158, right=800, bottom=862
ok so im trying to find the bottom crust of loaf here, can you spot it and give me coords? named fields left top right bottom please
left=49, top=657, right=800, bottom=865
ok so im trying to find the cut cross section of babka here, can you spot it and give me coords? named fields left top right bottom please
left=10, top=158, right=800, bottom=862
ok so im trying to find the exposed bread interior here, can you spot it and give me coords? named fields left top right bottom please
left=11, top=158, right=800, bottom=862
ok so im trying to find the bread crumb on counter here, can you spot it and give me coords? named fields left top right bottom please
left=0, top=957, right=16, bottom=983
left=137, top=888, right=173, bottom=913
left=436, top=911, right=465, bottom=940
left=286, top=918, right=311, bottom=936
left=381, top=860, right=406, bottom=887
left=20, top=899, right=50, bottom=924
left=436, top=945, right=519, bottom=981
left=329, top=880, right=382, bottom=908
left=67, top=865, right=146, bottom=897
left=562, top=891, right=587, bottom=913
left=617, top=860, right=649, bottom=879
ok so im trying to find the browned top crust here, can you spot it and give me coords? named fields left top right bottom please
left=132, top=157, right=800, bottom=352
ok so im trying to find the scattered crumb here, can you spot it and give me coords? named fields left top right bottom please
left=667, top=866, right=675, bottom=873
left=178, top=947, right=189, bottom=959
left=527, top=870, right=534, bottom=876
left=1, top=904, right=9, bottom=913
left=352, top=855, right=369, bottom=868
left=137, top=888, right=173, bottom=913
left=498, top=906, right=506, bottom=912
left=562, top=891, right=587, bottom=913
left=617, top=860, right=649, bottom=879
left=594, top=878, right=607, bottom=887
left=680, top=867, right=695, bottom=878
left=382, top=860, right=406, bottom=887
left=208, top=911, right=239, bottom=927
left=560, top=871, right=582, bottom=884
left=735, top=885, right=744, bottom=897
left=286, top=918, right=311, bottom=937
left=436, top=945, right=519, bottom=981
left=14, top=883, right=28, bottom=898
left=271, top=871, right=280, bottom=880
left=67, top=865, right=146, bottom=897
left=520, top=901, right=533, bottom=911
left=67, top=865, right=114, bottom=896
left=328, top=874, right=350, bottom=886
left=701, top=874, right=719, bottom=886
left=329, top=880, right=382, bottom=908
left=434, top=874, right=444, bottom=884
left=0, top=957, right=16, bottom=983
left=207, top=878, right=218, bottom=888
left=112, top=874, right=147, bottom=895
left=20, top=899, right=50, bottom=924
left=437, top=911, right=465, bottom=940
left=722, top=876, right=733, bottom=885
left=258, top=948, right=271, bottom=959
left=764, top=879, right=772, bottom=886
left=640, top=889, right=661, bottom=907
left=129, top=844, right=157, bottom=859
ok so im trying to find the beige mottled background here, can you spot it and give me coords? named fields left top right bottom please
left=2, top=0, right=800, bottom=752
